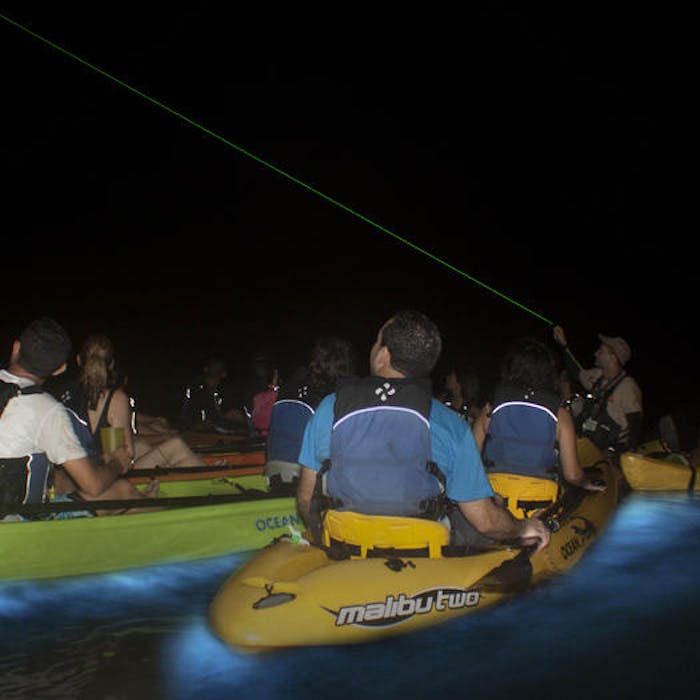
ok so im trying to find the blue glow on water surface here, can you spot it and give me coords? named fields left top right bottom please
left=0, top=551, right=251, bottom=626
left=2, top=492, right=700, bottom=699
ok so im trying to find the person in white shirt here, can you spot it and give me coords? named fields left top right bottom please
left=0, top=317, right=155, bottom=513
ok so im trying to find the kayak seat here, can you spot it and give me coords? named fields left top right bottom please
left=488, top=473, right=559, bottom=519
left=639, top=439, right=671, bottom=455
left=660, top=453, right=690, bottom=466
left=321, top=509, right=449, bottom=559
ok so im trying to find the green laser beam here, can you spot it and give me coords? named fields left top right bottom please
left=2, top=13, right=554, bottom=325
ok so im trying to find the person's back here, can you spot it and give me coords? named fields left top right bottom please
left=264, top=366, right=313, bottom=491
left=297, top=313, right=448, bottom=537
left=265, top=337, right=356, bottom=493
left=0, top=368, right=88, bottom=506
left=179, top=357, right=235, bottom=432
left=482, top=383, right=561, bottom=480
left=0, top=318, right=150, bottom=515
left=474, top=337, right=605, bottom=517
left=323, top=375, right=442, bottom=517
left=66, top=334, right=133, bottom=456
left=71, top=334, right=209, bottom=471
left=480, top=338, right=562, bottom=481
left=297, top=311, right=551, bottom=553
left=250, top=383, right=278, bottom=437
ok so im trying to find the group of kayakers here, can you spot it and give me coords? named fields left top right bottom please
left=264, top=310, right=636, bottom=554
left=0, top=318, right=151, bottom=518
left=0, top=309, right=682, bottom=550
left=293, top=311, right=552, bottom=551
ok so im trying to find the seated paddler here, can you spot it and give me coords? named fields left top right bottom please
left=265, top=335, right=356, bottom=495
left=472, top=336, right=606, bottom=519
left=295, top=310, right=550, bottom=556
left=1, top=317, right=155, bottom=521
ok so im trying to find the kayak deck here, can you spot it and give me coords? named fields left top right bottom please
left=209, top=438, right=619, bottom=650
left=1, top=470, right=298, bottom=583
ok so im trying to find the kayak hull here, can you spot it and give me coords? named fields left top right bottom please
left=620, top=450, right=698, bottom=491
left=209, top=438, right=618, bottom=650
left=1, top=470, right=298, bottom=582
left=181, top=430, right=267, bottom=467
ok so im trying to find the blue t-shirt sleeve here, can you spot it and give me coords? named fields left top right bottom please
left=429, top=400, right=494, bottom=502
left=297, top=394, right=336, bottom=472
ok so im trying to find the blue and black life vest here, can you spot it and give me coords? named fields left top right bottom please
left=0, top=380, right=51, bottom=507
left=266, top=383, right=320, bottom=464
left=322, top=376, right=444, bottom=518
left=482, top=383, right=561, bottom=480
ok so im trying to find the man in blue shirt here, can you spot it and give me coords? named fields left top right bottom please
left=297, top=310, right=550, bottom=552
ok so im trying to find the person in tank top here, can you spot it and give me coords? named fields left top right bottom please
left=1, top=318, right=156, bottom=514
left=65, top=334, right=206, bottom=472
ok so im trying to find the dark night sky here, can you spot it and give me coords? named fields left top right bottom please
left=1, top=6, right=694, bottom=426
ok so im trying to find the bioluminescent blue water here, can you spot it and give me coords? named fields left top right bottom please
left=2, top=492, right=699, bottom=699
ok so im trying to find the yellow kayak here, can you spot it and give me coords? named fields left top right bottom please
left=208, top=438, right=618, bottom=651
left=620, top=448, right=698, bottom=491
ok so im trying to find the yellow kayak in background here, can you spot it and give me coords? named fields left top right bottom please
left=620, top=448, right=698, bottom=491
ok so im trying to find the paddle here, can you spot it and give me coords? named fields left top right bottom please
left=1, top=488, right=292, bottom=518
left=189, top=437, right=267, bottom=454
left=127, top=464, right=264, bottom=479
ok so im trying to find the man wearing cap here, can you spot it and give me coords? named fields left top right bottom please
left=553, top=326, right=643, bottom=453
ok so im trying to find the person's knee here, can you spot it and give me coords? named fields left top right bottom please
left=158, top=436, right=185, bottom=459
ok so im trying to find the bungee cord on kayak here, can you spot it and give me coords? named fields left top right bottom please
left=1, top=12, right=554, bottom=326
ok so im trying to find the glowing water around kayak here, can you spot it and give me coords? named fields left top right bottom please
left=1, top=492, right=699, bottom=699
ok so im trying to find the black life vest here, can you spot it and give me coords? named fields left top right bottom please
left=576, top=372, right=627, bottom=449
left=0, top=380, right=51, bottom=507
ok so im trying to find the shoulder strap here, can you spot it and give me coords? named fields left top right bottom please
left=592, top=371, right=627, bottom=402
left=0, top=379, right=44, bottom=418
left=93, top=387, right=116, bottom=435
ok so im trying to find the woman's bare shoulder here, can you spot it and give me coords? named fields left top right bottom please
left=107, top=387, right=132, bottom=412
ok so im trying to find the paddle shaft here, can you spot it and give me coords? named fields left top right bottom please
left=2, top=489, right=286, bottom=517
left=127, top=464, right=264, bottom=479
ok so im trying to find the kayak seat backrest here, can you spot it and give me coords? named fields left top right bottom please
left=488, top=472, right=559, bottom=519
left=322, top=509, right=449, bottom=559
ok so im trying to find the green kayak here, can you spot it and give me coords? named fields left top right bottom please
left=1, top=470, right=299, bottom=583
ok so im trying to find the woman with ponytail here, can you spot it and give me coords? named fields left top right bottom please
left=71, top=334, right=206, bottom=471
